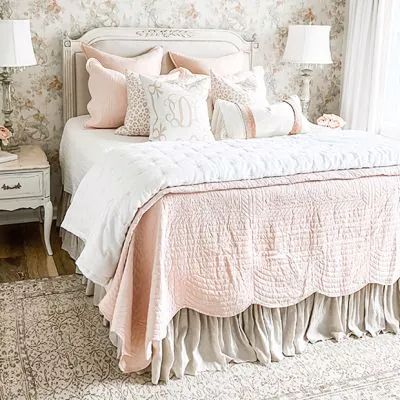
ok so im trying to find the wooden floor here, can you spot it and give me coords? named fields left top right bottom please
left=0, top=222, right=76, bottom=283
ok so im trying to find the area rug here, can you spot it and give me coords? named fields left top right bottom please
left=1, top=276, right=400, bottom=400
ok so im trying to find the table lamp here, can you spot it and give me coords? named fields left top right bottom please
left=0, top=20, right=37, bottom=151
left=282, top=25, right=332, bottom=118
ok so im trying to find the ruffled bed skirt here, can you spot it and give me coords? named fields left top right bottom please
left=60, top=190, right=400, bottom=383
left=84, top=276, right=400, bottom=383
left=58, top=191, right=84, bottom=261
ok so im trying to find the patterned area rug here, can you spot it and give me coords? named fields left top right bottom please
left=1, top=275, right=400, bottom=400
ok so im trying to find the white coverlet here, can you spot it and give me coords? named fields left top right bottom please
left=62, top=130, right=400, bottom=286
left=60, top=115, right=148, bottom=194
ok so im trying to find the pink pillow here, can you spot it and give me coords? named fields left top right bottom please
left=85, top=58, right=127, bottom=129
left=82, top=43, right=164, bottom=75
left=169, top=51, right=247, bottom=75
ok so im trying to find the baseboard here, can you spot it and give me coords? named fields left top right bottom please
left=0, top=206, right=58, bottom=226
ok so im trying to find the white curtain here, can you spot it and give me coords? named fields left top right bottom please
left=340, top=0, right=398, bottom=134
left=380, top=4, right=400, bottom=137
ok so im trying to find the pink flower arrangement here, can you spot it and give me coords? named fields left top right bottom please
left=0, top=126, right=11, bottom=146
left=316, top=114, right=346, bottom=129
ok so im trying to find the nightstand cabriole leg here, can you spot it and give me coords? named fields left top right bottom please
left=43, top=201, right=53, bottom=256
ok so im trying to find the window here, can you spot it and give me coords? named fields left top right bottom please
left=381, top=2, right=400, bottom=136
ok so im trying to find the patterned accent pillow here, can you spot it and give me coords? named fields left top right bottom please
left=210, top=66, right=269, bottom=107
left=116, top=71, right=180, bottom=137
left=211, top=95, right=310, bottom=140
left=140, top=74, right=214, bottom=142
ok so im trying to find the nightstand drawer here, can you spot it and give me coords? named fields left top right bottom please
left=0, top=172, right=43, bottom=199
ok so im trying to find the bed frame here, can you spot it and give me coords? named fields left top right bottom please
left=62, top=27, right=258, bottom=124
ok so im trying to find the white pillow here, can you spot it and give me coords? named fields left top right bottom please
left=210, top=66, right=268, bottom=107
left=211, top=95, right=311, bottom=140
left=140, top=74, right=215, bottom=142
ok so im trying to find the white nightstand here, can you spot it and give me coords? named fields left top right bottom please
left=0, top=145, right=53, bottom=255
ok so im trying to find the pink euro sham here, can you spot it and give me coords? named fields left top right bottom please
left=82, top=43, right=164, bottom=75
left=85, top=58, right=127, bottom=129
left=169, top=51, right=247, bottom=75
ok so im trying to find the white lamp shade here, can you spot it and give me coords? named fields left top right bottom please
left=282, top=25, right=333, bottom=65
left=0, top=20, right=37, bottom=68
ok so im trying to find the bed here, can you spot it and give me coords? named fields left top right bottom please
left=59, top=27, right=400, bottom=384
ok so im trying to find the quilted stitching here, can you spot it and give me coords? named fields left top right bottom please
left=100, top=165, right=400, bottom=372
left=62, top=131, right=400, bottom=287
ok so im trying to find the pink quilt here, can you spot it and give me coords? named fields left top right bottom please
left=99, top=166, right=400, bottom=372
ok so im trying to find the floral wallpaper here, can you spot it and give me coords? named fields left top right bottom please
left=0, top=0, right=346, bottom=201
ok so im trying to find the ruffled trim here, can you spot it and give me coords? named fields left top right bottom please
left=83, top=278, right=400, bottom=383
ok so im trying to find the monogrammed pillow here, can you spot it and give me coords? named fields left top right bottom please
left=211, top=95, right=310, bottom=140
left=115, top=71, right=183, bottom=137
left=140, top=74, right=214, bottom=142
left=210, top=66, right=269, bottom=107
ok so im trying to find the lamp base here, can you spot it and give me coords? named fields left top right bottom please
left=1, top=69, right=17, bottom=148
left=300, top=68, right=312, bottom=119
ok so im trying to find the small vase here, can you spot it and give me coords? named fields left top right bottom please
left=1, top=135, right=20, bottom=153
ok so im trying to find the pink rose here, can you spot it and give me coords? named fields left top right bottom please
left=317, top=114, right=346, bottom=129
left=0, top=126, right=11, bottom=146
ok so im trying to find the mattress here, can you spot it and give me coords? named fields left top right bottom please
left=59, top=115, right=148, bottom=195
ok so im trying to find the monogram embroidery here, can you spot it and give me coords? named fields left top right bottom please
left=140, top=74, right=214, bottom=142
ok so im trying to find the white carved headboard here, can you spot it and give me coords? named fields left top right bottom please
left=62, top=27, right=258, bottom=124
